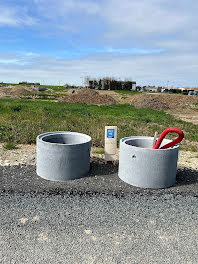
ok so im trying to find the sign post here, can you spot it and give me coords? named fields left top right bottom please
left=105, top=126, right=117, bottom=164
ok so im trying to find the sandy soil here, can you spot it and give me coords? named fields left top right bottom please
left=0, top=85, right=35, bottom=97
left=168, top=108, right=198, bottom=125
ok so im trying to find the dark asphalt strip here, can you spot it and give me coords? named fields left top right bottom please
left=0, top=164, right=198, bottom=197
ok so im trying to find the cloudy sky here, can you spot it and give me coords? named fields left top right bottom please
left=0, top=0, right=197, bottom=86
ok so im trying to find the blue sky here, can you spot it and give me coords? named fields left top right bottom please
left=0, top=0, right=198, bottom=86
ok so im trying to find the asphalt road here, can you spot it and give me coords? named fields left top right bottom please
left=1, top=164, right=198, bottom=264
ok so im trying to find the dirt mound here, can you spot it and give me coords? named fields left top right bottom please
left=59, top=88, right=117, bottom=105
left=130, top=94, right=170, bottom=110
left=130, top=93, right=198, bottom=110
left=0, top=85, right=34, bottom=96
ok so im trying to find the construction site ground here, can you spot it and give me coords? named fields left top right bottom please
left=1, top=85, right=197, bottom=124
left=1, top=85, right=198, bottom=264
left=99, top=91, right=198, bottom=125
left=62, top=88, right=198, bottom=125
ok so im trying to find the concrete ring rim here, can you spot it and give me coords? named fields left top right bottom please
left=37, top=131, right=92, bottom=147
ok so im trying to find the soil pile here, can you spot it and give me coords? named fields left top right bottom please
left=130, top=93, right=198, bottom=110
left=0, top=85, right=34, bottom=96
left=59, top=88, right=117, bottom=105
left=130, top=94, right=169, bottom=110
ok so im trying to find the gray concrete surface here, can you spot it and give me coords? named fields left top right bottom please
left=37, top=132, right=91, bottom=181
left=119, top=137, right=179, bottom=188
left=1, top=163, right=198, bottom=264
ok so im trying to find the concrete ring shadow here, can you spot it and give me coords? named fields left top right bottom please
left=176, top=167, right=198, bottom=186
left=89, top=158, right=198, bottom=187
left=88, top=157, right=118, bottom=177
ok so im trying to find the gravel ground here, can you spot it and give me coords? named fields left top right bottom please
left=0, top=144, right=197, bottom=170
left=1, top=193, right=198, bottom=264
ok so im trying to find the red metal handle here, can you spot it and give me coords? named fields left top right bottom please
left=153, top=127, right=184, bottom=149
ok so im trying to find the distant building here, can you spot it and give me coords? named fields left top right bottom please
left=140, top=86, right=162, bottom=92
left=88, top=78, right=136, bottom=91
left=164, top=86, right=198, bottom=94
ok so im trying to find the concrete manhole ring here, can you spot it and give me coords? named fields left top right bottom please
left=36, top=131, right=92, bottom=181
left=118, top=136, right=179, bottom=188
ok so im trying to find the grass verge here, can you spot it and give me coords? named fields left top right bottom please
left=0, top=99, right=197, bottom=151
left=114, top=90, right=139, bottom=95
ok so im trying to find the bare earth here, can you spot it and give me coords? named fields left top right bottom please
left=0, top=144, right=197, bottom=171
left=0, top=85, right=35, bottom=97
left=59, top=88, right=116, bottom=105
left=0, top=87, right=197, bottom=167
left=98, top=91, right=198, bottom=125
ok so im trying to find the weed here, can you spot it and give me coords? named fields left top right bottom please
left=115, top=90, right=139, bottom=95
left=0, top=125, right=12, bottom=141
left=95, top=148, right=105, bottom=155
left=189, top=146, right=198, bottom=152
left=3, top=142, right=17, bottom=150
left=11, top=105, right=22, bottom=112
left=0, top=99, right=197, bottom=152
left=180, top=145, right=198, bottom=152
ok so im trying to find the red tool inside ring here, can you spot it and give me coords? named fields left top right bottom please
left=152, top=127, right=184, bottom=149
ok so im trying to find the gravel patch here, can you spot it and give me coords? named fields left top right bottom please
left=1, top=193, right=198, bottom=264
left=0, top=144, right=197, bottom=170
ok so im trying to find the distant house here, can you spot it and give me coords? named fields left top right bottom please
left=141, top=86, right=162, bottom=92
left=164, top=86, right=198, bottom=94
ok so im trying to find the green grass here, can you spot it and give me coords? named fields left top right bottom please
left=94, top=148, right=105, bottom=155
left=114, top=90, right=139, bottom=95
left=193, top=102, right=198, bottom=110
left=3, top=142, right=17, bottom=150
left=39, top=85, right=66, bottom=92
left=20, top=92, right=68, bottom=101
left=0, top=99, right=197, bottom=151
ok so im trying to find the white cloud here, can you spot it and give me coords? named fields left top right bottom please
left=101, top=0, right=190, bottom=36
left=0, top=5, right=36, bottom=26
left=33, top=0, right=197, bottom=37
left=0, top=52, right=38, bottom=66
left=0, top=1, right=198, bottom=86
left=32, top=0, right=198, bottom=52
left=34, top=0, right=100, bottom=17
left=1, top=51, right=198, bottom=86
left=0, top=59, right=20, bottom=64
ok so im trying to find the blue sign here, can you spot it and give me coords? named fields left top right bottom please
left=107, top=129, right=115, bottom=138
